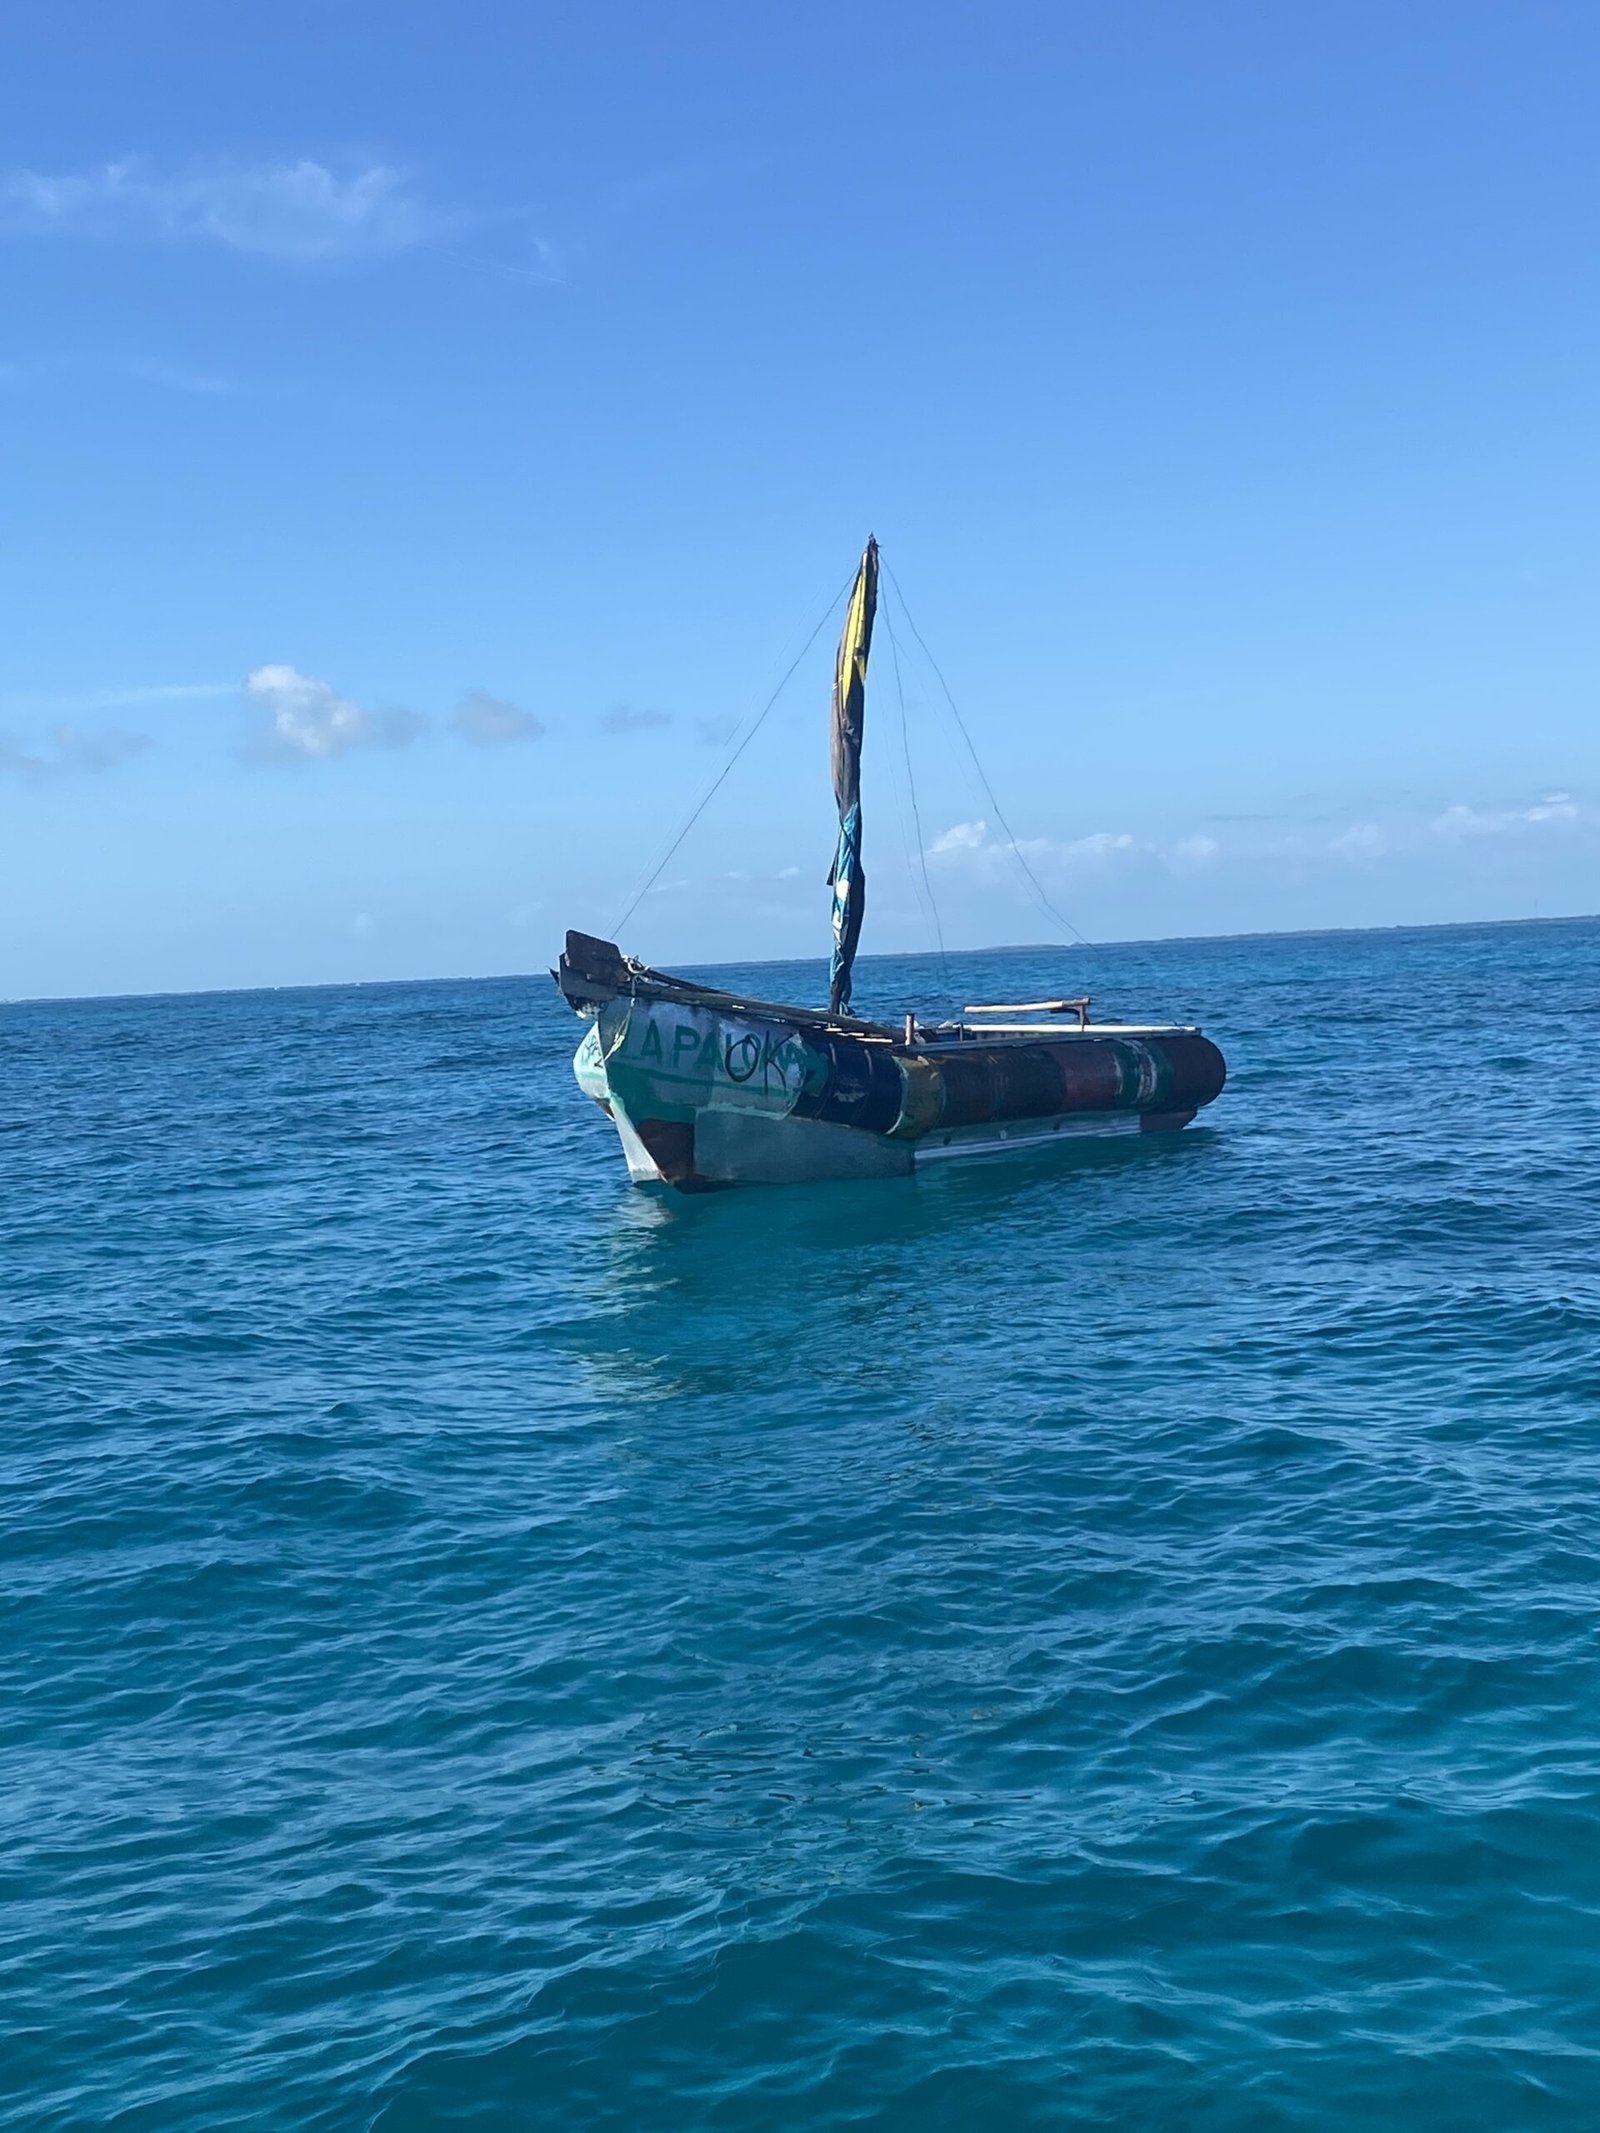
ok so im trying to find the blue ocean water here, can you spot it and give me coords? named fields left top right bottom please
left=4, top=919, right=1600, bottom=2130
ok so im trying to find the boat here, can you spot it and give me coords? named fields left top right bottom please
left=555, top=538, right=1226, bottom=1190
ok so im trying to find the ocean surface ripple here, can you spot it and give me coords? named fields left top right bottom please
left=5, top=921, right=1600, bottom=2129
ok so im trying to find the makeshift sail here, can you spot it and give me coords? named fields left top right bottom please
left=827, top=536, right=879, bottom=1014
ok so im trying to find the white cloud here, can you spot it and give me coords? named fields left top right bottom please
left=0, top=352, right=244, bottom=396
left=600, top=704, right=672, bottom=734
left=929, top=819, right=989, bottom=854
left=0, top=684, right=232, bottom=740
left=1432, top=794, right=1581, bottom=839
left=0, top=723, right=151, bottom=779
left=931, top=819, right=1139, bottom=869
left=65, top=682, right=233, bottom=712
left=123, top=359, right=235, bottom=396
left=1052, top=831, right=1136, bottom=864
left=918, top=790, right=1595, bottom=892
left=0, top=735, right=43, bottom=776
left=1171, top=833, right=1221, bottom=868
left=243, top=664, right=424, bottom=760
left=452, top=689, right=544, bottom=746
left=0, top=157, right=450, bottom=261
left=53, top=724, right=153, bottom=773
left=1329, top=821, right=1386, bottom=858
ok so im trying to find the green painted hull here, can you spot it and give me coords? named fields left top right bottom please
left=568, top=985, right=1225, bottom=1192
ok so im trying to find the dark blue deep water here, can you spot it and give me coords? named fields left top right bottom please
left=5, top=919, right=1600, bottom=2130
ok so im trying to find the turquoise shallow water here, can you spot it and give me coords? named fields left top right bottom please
left=5, top=918, right=1600, bottom=2129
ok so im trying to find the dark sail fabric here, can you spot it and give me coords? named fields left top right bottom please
left=827, top=537, right=879, bottom=1014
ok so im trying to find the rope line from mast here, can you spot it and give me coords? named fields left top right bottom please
left=881, top=558, right=1093, bottom=951
left=881, top=591, right=950, bottom=982
left=608, top=568, right=856, bottom=940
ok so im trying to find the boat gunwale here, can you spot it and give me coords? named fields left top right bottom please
left=561, top=972, right=1202, bottom=1050
left=556, top=934, right=1208, bottom=1051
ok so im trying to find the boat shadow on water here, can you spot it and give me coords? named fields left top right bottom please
left=581, top=1120, right=1226, bottom=1297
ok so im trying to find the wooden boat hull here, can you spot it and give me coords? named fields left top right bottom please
left=562, top=941, right=1225, bottom=1190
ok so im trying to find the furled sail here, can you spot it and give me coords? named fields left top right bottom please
left=827, top=536, right=879, bottom=1014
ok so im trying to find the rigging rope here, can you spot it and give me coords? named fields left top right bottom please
left=608, top=568, right=856, bottom=940
left=881, top=559, right=1093, bottom=950
left=881, top=593, right=950, bottom=981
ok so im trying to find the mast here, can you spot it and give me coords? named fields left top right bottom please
left=827, top=536, right=879, bottom=1014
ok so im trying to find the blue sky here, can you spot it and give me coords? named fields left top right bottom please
left=3, top=1, right=1599, bottom=998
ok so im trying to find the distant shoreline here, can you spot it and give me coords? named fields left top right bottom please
left=6, top=910, right=1597, bottom=1011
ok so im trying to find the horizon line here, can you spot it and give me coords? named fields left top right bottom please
left=4, top=907, right=1596, bottom=1010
